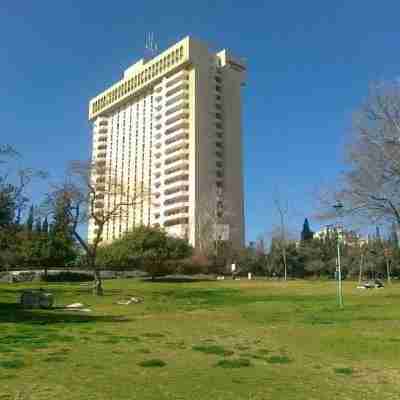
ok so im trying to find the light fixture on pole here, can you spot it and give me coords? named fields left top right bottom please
left=333, top=201, right=344, bottom=308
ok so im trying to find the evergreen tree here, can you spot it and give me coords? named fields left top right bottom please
left=301, top=218, right=314, bottom=241
left=26, top=205, right=34, bottom=231
left=35, top=217, right=42, bottom=233
left=42, top=217, right=49, bottom=234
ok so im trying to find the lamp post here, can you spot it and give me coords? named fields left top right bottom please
left=333, top=201, right=344, bottom=308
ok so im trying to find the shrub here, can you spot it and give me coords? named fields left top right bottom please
left=42, top=271, right=93, bottom=282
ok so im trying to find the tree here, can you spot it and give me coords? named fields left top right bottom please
left=97, top=226, right=193, bottom=279
left=35, top=217, right=42, bottom=233
left=273, top=192, right=290, bottom=280
left=44, top=161, right=149, bottom=295
left=301, top=218, right=314, bottom=241
left=42, top=217, right=49, bottom=234
left=321, top=82, right=400, bottom=238
left=195, top=196, right=237, bottom=269
left=26, top=205, right=34, bottom=231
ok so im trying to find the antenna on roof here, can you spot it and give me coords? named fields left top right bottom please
left=145, top=32, right=159, bottom=59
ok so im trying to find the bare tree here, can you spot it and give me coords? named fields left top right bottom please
left=319, top=82, right=400, bottom=236
left=195, top=195, right=237, bottom=260
left=273, top=192, right=289, bottom=280
left=44, top=161, right=149, bottom=295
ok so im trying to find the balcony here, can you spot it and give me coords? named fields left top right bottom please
left=165, top=101, right=189, bottom=116
left=98, top=127, right=108, bottom=134
left=165, top=92, right=189, bottom=107
left=97, top=152, right=106, bottom=159
left=96, top=160, right=106, bottom=168
left=164, top=217, right=189, bottom=227
left=98, top=120, right=108, bottom=126
left=164, top=184, right=189, bottom=197
left=94, top=201, right=104, bottom=209
left=165, top=130, right=188, bottom=146
left=164, top=206, right=189, bottom=217
left=164, top=173, right=189, bottom=186
left=165, top=121, right=189, bottom=136
left=165, top=70, right=188, bottom=88
left=164, top=153, right=188, bottom=166
left=97, top=144, right=107, bottom=151
left=165, top=143, right=189, bottom=156
left=165, top=82, right=189, bottom=98
left=164, top=194, right=189, bottom=207
left=164, top=162, right=189, bottom=176
left=165, top=111, right=189, bottom=126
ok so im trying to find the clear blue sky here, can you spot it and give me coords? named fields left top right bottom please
left=1, top=1, right=399, bottom=243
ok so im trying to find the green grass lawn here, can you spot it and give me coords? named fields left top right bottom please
left=0, top=279, right=399, bottom=399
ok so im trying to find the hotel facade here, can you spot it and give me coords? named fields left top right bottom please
left=88, top=36, right=246, bottom=249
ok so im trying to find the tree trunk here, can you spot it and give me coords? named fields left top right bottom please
left=282, top=246, right=287, bottom=281
left=358, top=252, right=364, bottom=283
left=386, top=258, right=392, bottom=284
left=93, top=268, right=103, bottom=296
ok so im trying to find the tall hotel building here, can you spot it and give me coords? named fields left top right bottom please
left=88, top=36, right=246, bottom=249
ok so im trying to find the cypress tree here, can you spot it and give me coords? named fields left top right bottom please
left=35, top=217, right=42, bottom=233
left=42, top=217, right=49, bottom=234
left=301, top=218, right=313, bottom=241
left=26, top=205, right=34, bottom=231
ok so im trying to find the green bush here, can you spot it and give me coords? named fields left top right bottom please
left=42, top=271, right=93, bottom=282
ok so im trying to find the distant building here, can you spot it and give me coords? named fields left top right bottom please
left=314, top=225, right=365, bottom=246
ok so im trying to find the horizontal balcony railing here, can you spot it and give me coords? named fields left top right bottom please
left=165, top=82, right=189, bottom=98
left=165, top=101, right=189, bottom=116
left=164, top=206, right=189, bottom=217
left=164, top=162, right=189, bottom=176
left=164, top=216, right=189, bottom=227
left=164, top=153, right=188, bottom=166
left=164, top=130, right=188, bottom=145
left=164, top=173, right=189, bottom=186
left=165, top=111, right=189, bottom=126
left=164, top=194, right=189, bottom=207
left=164, top=184, right=189, bottom=197
left=165, top=121, right=189, bottom=135
left=165, top=143, right=189, bottom=156
left=165, top=92, right=189, bottom=107
left=165, top=70, right=188, bottom=88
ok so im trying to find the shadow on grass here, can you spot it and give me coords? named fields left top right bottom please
left=142, top=275, right=215, bottom=283
left=0, top=302, right=131, bottom=325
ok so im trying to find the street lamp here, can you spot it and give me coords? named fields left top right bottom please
left=333, top=201, right=344, bottom=308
